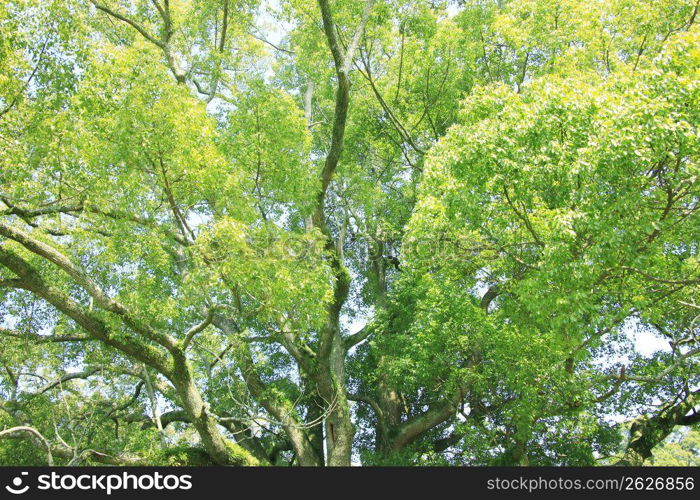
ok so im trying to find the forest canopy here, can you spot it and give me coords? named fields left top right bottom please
left=0, top=0, right=698, bottom=466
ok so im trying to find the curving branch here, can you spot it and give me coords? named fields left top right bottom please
left=88, top=0, right=186, bottom=83
left=181, top=307, right=216, bottom=350
left=213, top=317, right=321, bottom=465
left=621, top=266, right=700, bottom=286
left=0, top=221, right=179, bottom=352
left=616, top=389, right=700, bottom=466
left=387, top=382, right=469, bottom=451
left=0, top=246, right=172, bottom=374
left=88, top=0, right=164, bottom=49
left=313, top=0, right=375, bottom=226
left=344, top=324, right=374, bottom=350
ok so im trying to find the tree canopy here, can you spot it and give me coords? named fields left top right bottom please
left=0, top=0, right=698, bottom=466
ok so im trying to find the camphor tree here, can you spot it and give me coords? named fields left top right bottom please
left=0, top=0, right=698, bottom=466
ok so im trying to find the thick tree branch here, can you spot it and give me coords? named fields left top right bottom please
left=181, top=307, right=215, bottom=350
left=213, top=317, right=321, bottom=465
left=0, top=222, right=179, bottom=352
left=616, top=389, right=700, bottom=466
left=388, top=382, right=469, bottom=451
left=344, top=324, right=374, bottom=350
left=313, top=0, right=374, bottom=225
left=0, top=426, right=54, bottom=464
left=0, top=246, right=172, bottom=375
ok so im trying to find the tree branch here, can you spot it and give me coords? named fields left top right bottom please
left=0, top=426, right=54, bottom=464
left=88, top=0, right=164, bottom=49
left=0, top=221, right=179, bottom=352
left=36, top=367, right=101, bottom=394
left=0, top=246, right=172, bottom=375
left=181, top=307, right=215, bottom=350
left=0, top=327, right=91, bottom=343
left=344, top=324, right=374, bottom=350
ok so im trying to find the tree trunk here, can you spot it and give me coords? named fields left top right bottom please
left=171, top=354, right=259, bottom=466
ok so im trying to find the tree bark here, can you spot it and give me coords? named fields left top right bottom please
left=617, top=390, right=699, bottom=466
left=170, top=352, right=260, bottom=465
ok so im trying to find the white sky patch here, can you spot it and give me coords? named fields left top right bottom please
left=626, top=316, right=672, bottom=357
left=446, top=2, right=462, bottom=18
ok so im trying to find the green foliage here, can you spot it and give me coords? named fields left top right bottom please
left=0, top=0, right=698, bottom=466
left=650, top=428, right=700, bottom=466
